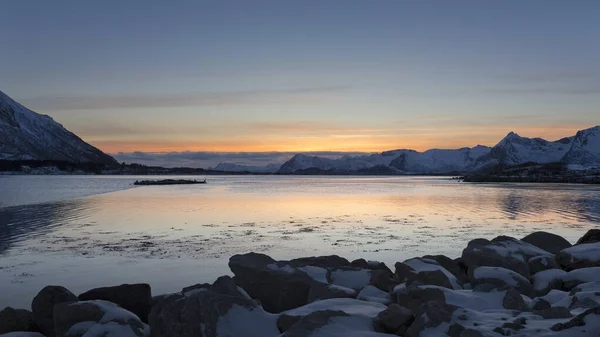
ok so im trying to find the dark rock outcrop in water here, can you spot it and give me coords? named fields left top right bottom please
left=3, top=230, right=600, bottom=336
left=0, top=90, right=117, bottom=165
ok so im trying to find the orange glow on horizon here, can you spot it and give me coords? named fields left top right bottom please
left=89, top=124, right=595, bottom=154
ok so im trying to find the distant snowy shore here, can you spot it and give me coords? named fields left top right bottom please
left=2, top=229, right=600, bottom=336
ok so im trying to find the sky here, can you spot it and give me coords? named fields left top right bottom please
left=1, top=1, right=599, bottom=167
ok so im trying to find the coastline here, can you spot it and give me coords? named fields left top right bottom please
left=2, top=229, right=600, bottom=336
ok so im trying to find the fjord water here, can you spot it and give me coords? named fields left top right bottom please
left=1, top=175, right=599, bottom=308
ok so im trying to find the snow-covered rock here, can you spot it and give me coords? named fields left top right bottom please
left=557, top=242, right=600, bottom=270
left=470, top=266, right=534, bottom=297
left=53, top=300, right=149, bottom=337
left=532, top=269, right=568, bottom=295
left=0, top=90, right=116, bottom=165
left=356, top=285, right=392, bottom=305
left=77, top=284, right=152, bottom=323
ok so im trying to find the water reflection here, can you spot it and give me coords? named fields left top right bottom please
left=0, top=176, right=599, bottom=308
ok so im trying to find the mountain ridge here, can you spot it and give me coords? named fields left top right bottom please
left=0, top=90, right=117, bottom=165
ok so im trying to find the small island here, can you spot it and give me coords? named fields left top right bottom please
left=133, top=179, right=206, bottom=186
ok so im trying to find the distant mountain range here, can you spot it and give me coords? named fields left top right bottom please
left=1, top=90, right=598, bottom=175
left=0, top=90, right=117, bottom=165
left=274, top=126, right=599, bottom=174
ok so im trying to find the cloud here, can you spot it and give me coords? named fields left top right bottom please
left=19, top=86, right=346, bottom=111
left=110, top=151, right=368, bottom=168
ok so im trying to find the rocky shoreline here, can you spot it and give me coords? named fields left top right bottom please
left=1, top=230, right=600, bottom=337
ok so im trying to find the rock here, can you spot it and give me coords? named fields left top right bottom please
left=394, top=262, right=416, bottom=282
left=576, top=229, right=600, bottom=245
left=569, top=281, right=600, bottom=295
left=461, top=236, right=549, bottom=278
left=0, top=307, right=37, bottom=334
left=149, top=278, right=278, bottom=337
left=281, top=298, right=387, bottom=319
left=350, top=258, right=369, bottom=269
left=562, top=267, right=600, bottom=290
left=31, top=285, right=78, bottom=337
left=395, top=286, right=446, bottom=312
left=502, top=288, right=528, bottom=311
left=369, top=269, right=395, bottom=292
left=328, top=267, right=372, bottom=291
left=405, top=301, right=458, bottom=337
left=277, top=314, right=301, bottom=333
left=356, top=285, right=391, bottom=305
left=228, top=253, right=313, bottom=312
left=307, top=283, right=356, bottom=303
left=521, top=231, right=572, bottom=254
left=472, top=283, right=497, bottom=292
left=288, top=256, right=351, bottom=269
left=78, top=283, right=152, bottom=323
left=551, top=307, right=600, bottom=331
left=406, top=270, right=454, bottom=289
left=569, top=296, right=600, bottom=310
left=470, top=266, right=534, bottom=297
left=532, top=269, right=566, bottom=295
left=403, top=257, right=463, bottom=289
left=364, top=261, right=394, bottom=275
left=533, top=307, right=572, bottom=319
left=528, top=255, right=560, bottom=275
left=556, top=242, right=600, bottom=270
left=279, top=310, right=348, bottom=337
left=53, top=300, right=147, bottom=337
left=532, top=298, right=551, bottom=310
left=0, top=333, right=45, bottom=337
left=424, top=255, right=469, bottom=284
left=374, top=304, right=414, bottom=334
left=181, top=283, right=210, bottom=295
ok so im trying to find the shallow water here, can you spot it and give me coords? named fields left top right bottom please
left=1, top=175, right=599, bottom=308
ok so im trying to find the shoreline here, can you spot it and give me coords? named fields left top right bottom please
left=2, top=229, right=600, bottom=336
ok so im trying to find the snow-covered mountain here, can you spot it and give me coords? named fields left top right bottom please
left=212, top=162, right=280, bottom=173
left=277, top=126, right=600, bottom=174
left=474, top=132, right=574, bottom=168
left=0, top=90, right=117, bottom=165
left=279, top=146, right=492, bottom=174
left=562, top=126, right=600, bottom=167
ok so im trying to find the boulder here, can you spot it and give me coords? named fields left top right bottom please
left=470, top=266, right=534, bottom=297
left=279, top=310, right=348, bottom=337
left=394, top=262, right=417, bottom=282
left=403, top=257, right=462, bottom=289
left=528, top=255, right=560, bottom=274
left=149, top=277, right=278, bottom=337
left=288, top=256, right=351, bottom=269
left=533, top=307, right=572, bottom=319
left=328, top=267, right=372, bottom=291
left=229, top=253, right=313, bottom=312
left=356, top=285, right=391, bottom=305
left=502, top=288, right=528, bottom=311
left=405, top=301, right=458, bottom=337
left=461, top=236, right=549, bottom=278
left=551, top=307, right=600, bottom=331
left=307, top=283, right=356, bottom=303
left=53, top=300, right=148, bottom=337
left=31, top=285, right=78, bottom=337
left=0, top=333, right=45, bottom=337
left=277, top=314, right=302, bottom=333
left=531, top=269, right=567, bottom=296
left=350, top=258, right=369, bottom=269
left=556, top=242, right=600, bottom=270
left=406, top=270, right=454, bottom=290
left=0, top=307, right=37, bottom=334
left=423, top=255, right=469, bottom=284
left=395, top=286, right=446, bottom=312
left=561, top=267, right=600, bottom=290
left=369, top=269, right=396, bottom=292
left=374, top=304, right=414, bottom=334
left=521, top=231, right=571, bottom=254
left=576, top=229, right=600, bottom=245
left=78, top=283, right=152, bottom=323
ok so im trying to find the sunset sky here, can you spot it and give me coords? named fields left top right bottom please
left=1, top=1, right=599, bottom=166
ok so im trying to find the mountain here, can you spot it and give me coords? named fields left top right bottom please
left=212, top=162, right=280, bottom=173
left=0, top=90, right=117, bottom=165
left=474, top=132, right=574, bottom=168
left=562, top=126, right=600, bottom=167
left=277, top=126, right=600, bottom=174
left=279, top=146, right=492, bottom=174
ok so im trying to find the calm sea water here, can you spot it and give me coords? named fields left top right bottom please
left=1, top=175, right=599, bottom=308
